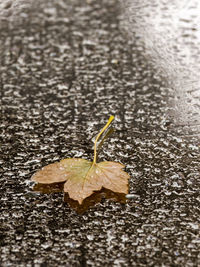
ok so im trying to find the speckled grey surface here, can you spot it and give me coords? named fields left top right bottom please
left=0, top=0, right=200, bottom=266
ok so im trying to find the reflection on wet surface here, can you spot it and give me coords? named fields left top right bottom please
left=33, top=183, right=127, bottom=214
left=33, top=182, right=64, bottom=194
left=121, top=0, right=200, bottom=137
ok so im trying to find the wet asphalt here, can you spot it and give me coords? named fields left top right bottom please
left=0, top=0, right=200, bottom=266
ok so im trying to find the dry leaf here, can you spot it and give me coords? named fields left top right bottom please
left=31, top=116, right=130, bottom=204
left=32, top=158, right=129, bottom=204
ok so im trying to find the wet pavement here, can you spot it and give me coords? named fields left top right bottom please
left=0, top=0, right=200, bottom=266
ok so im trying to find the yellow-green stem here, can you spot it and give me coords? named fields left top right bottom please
left=93, top=115, right=114, bottom=164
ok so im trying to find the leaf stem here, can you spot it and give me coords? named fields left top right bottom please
left=93, top=115, right=114, bottom=164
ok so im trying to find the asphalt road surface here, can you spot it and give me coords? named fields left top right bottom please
left=0, top=0, right=200, bottom=266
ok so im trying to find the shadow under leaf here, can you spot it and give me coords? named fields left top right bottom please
left=33, top=183, right=127, bottom=214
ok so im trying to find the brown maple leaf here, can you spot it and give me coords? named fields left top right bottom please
left=31, top=116, right=130, bottom=204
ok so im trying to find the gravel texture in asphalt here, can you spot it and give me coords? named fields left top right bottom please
left=0, top=0, right=200, bottom=266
